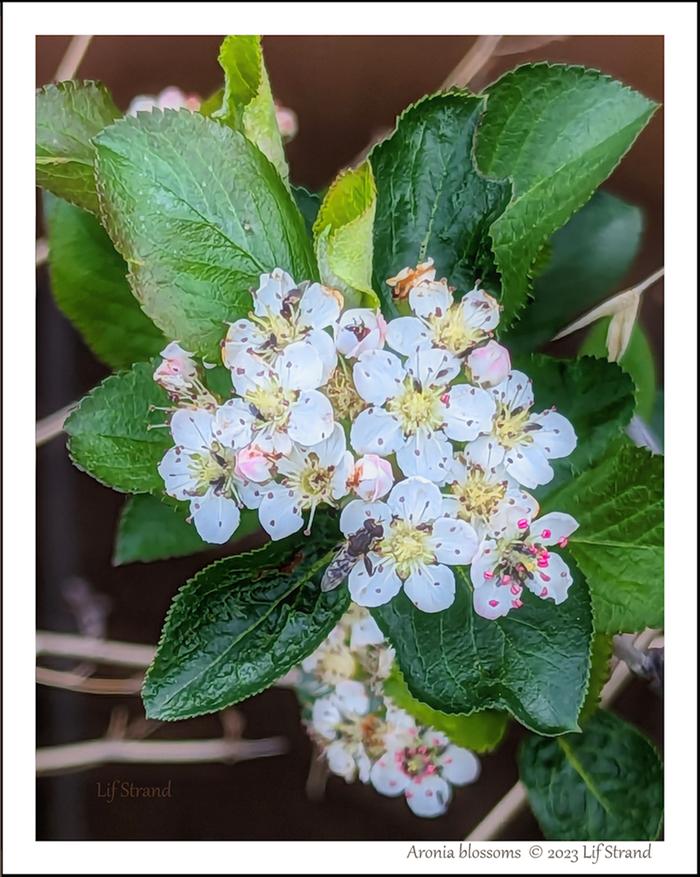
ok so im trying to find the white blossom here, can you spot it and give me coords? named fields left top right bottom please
left=350, top=347, right=495, bottom=484
left=339, top=477, right=478, bottom=613
left=469, top=370, right=577, bottom=489
left=471, top=511, right=579, bottom=619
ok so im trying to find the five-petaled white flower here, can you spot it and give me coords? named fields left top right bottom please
left=256, top=424, right=353, bottom=540
left=223, top=268, right=341, bottom=383
left=442, top=447, right=538, bottom=540
left=370, top=713, right=480, bottom=818
left=339, top=477, right=478, bottom=613
left=225, top=344, right=335, bottom=456
left=157, top=407, right=265, bottom=544
left=471, top=511, right=579, bottom=619
left=311, top=680, right=376, bottom=783
left=468, top=370, right=577, bottom=489
left=350, top=347, right=495, bottom=483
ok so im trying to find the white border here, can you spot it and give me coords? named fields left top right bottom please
left=3, top=2, right=698, bottom=874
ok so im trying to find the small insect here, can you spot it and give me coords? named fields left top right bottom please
left=320, top=518, right=384, bottom=592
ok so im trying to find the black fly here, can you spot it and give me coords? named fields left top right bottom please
left=320, top=518, right=384, bottom=592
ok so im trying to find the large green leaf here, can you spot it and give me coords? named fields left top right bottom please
left=94, top=110, right=315, bottom=359
left=504, top=191, right=643, bottom=354
left=519, top=710, right=663, bottom=840
left=43, top=193, right=164, bottom=369
left=313, top=162, right=379, bottom=308
left=543, top=443, right=663, bottom=634
left=370, top=92, right=511, bottom=317
left=65, top=360, right=170, bottom=494
left=372, top=557, right=593, bottom=736
left=113, top=494, right=262, bottom=565
left=143, top=525, right=347, bottom=720
left=476, top=64, right=658, bottom=327
left=36, top=80, right=120, bottom=214
left=518, top=354, right=636, bottom=498
left=213, top=35, right=288, bottom=182
left=383, top=667, right=509, bottom=753
left=580, top=319, right=656, bottom=421
left=292, top=186, right=322, bottom=236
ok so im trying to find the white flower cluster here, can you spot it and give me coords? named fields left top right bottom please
left=293, top=606, right=480, bottom=818
left=154, top=260, right=579, bottom=619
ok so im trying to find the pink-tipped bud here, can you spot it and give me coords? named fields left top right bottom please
left=517, top=519, right=528, bottom=530
left=234, top=445, right=272, bottom=483
left=336, top=309, right=388, bottom=358
left=467, top=340, right=511, bottom=387
left=350, top=454, right=394, bottom=501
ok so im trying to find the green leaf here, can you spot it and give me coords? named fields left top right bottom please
left=383, top=666, right=509, bottom=753
left=543, top=443, right=663, bottom=634
left=373, top=557, right=593, bottom=736
left=313, top=162, right=379, bottom=308
left=517, top=355, right=636, bottom=497
left=519, top=710, right=663, bottom=840
left=214, top=35, right=288, bottom=182
left=65, top=360, right=171, bottom=494
left=36, top=80, right=120, bottom=214
left=580, top=319, right=656, bottom=421
left=504, top=191, right=643, bottom=354
left=113, top=494, right=262, bottom=565
left=94, top=110, right=315, bottom=359
left=43, top=193, right=164, bottom=368
left=579, top=634, right=613, bottom=724
left=142, top=524, right=347, bottom=720
left=476, top=64, right=658, bottom=327
left=292, top=185, right=322, bottom=236
left=370, top=92, right=511, bottom=317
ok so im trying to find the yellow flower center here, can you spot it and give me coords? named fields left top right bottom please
left=318, top=648, right=357, bottom=685
left=381, top=519, right=435, bottom=578
left=492, top=402, right=532, bottom=449
left=451, top=468, right=507, bottom=522
left=253, top=313, right=303, bottom=352
left=325, top=367, right=365, bottom=420
left=286, top=453, right=337, bottom=510
left=245, top=383, right=294, bottom=422
left=428, top=305, right=483, bottom=355
left=387, top=380, right=443, bottom=435
left=188, top=443, right=236, bottom=496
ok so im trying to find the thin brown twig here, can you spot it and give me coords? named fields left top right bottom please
left=36, top=666, right=143, bottom=695
left=36, top=237, right=49, bottom=267
left=36, top=631, right=156, bottom=669
left=438, top=35, right=503, bottom=90
left=53, top=34, right=94, bottom=83
left=36, top=404, right=75, bottom=447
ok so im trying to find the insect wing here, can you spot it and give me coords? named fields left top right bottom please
left=320, top=546, right=354, bottom=592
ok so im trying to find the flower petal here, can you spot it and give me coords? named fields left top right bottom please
left=253, top=268, right=297, bottom=317
left=466, top=435, right=506, bottom=470
left=525, top=551, right=573, bottom=603
left=352, top=349, right=404, bottom=405
left=325, top=741, right=356, bottom=781
left=470, top=539, right=499, bottom=586
left=350, top=614, right=385, bottom=649
left=258, top=485, right=304, bottom=540
left=438, top=745, right=481, bottom=785
left=339, top=500, right=391, bottom=536
left=287, top=390, right=335, bottom=446
left=530, top=512, right=579, bottom=545
left=299, top=282, right=343, bottom=329
left=460, top=287, right=500, bottom=332
left=348, top=554, right=402, bottom=607
left=170, top=408, right=214, bottom=451
left=312, top=696, right=341, bottom=740
left=403, top=563, right=455, bottom=613
left=504, top=442, right=553, bottom=489
left=370, top=756, right=410, bottom=797
left=190, top=492, right=240, bottom=544
left=334, top=679, right=369, bottom=717
left=405, top=346, right=460, bottom=388
left=387, top=476, right=443, bottom=525
left=214, top=399, right=255, bottom=449
left=405, top=774, right=451, bottom=818
left=275, top=340, right=323, bottom=391
left=229, top=351, right=275, bottom=397
left=490, top=369, right=534, bottom=411
left=350, top=407, right=402, bottom=455
left=222, top=318, right=266, bottom=366
left=395, top=430, right=452, bottom=484
left=385, top=316, right=431, bottom=356
left=306, top=328, right=337, bottom=384
left=158, top=447, right=196, bottom=500
left=409, top=279, right=452, bottom=319
left=429, top=517, right=478, bottom=565
left=529, top=410, right=578, bottom=459
left=442, top=384, right=495, bottom=442
left=472, top=581, right=514, bottom=620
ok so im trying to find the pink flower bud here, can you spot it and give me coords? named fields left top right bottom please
left=350, top=454, right=394, bottom=501
left=274, top=102, right=298, bottom=142
left=467, top=340, right=511, bottom=387
left=234, top=445, right=272, bottom=483
left=153, top=342, right=198, bottom=394
left=336, top=309, right=388, bottom=358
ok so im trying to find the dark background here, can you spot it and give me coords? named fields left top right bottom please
left=36, top=35, right=663, bottom=841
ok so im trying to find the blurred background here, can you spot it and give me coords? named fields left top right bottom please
left=36, top=35, right=663, bottom=841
